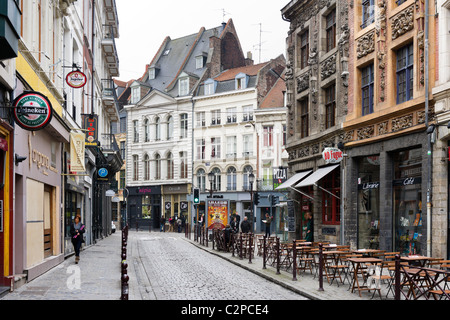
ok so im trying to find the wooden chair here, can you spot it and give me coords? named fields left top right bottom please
left=327, top=251, right=350, bottom=287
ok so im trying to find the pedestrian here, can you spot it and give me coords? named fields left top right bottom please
left=240, top=216, right=251, bottom=233
left=70, top=215, right=85, bottom=264
left=305, top=212, right=313, bottom=242
left=160, top=216, right=165, bottom=232
left=230, top=217, right=238, bottom=234
left=224, top=224, right=232, bottom=250
left=264, top=213, right=273, bottom=237
left=235, top=212, right=241, bottom=226
left=177, top=217, right=182, bottom=233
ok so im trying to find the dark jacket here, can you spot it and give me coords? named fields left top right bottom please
left=230, top=220, right=238, bottom=233
left=240, top=220, right=251, bottom=233
left=70, top=222, right=86, bottom=244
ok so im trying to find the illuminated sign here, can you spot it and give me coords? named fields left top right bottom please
left=13, top=91, right=53, bottom=131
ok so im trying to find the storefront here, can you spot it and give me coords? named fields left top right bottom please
left=162, top=183, right=190, bottom=230
left=126, top=185, right=161, bottom=230
left=344, top=133, right=428, bottom=255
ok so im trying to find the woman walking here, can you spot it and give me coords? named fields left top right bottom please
left=70, top=215, right=85, bottom=264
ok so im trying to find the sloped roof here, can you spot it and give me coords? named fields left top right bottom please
left=213, top=62, right=268, bottom=81
left=260, top=72, right=287, bottom=109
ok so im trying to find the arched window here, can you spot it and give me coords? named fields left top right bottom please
left=132, top=155, right=139, bottom=181
left=167, top=116, right=173, bottom=140
left=144, top=118, right=150, bottom=142
left=144, top=154, right=150, bottom=180
left=155, top=153, right=161, bottom=180
left=227, top=167, right=237, bottom=191
left=155, top=117, right=161, bottom=141
left=211, top=167, right=221, bottom=191
left=243, top=165, right=253, bottom=190
left=197, top=168, right=206, bottom=192
left=167, top=152, right=174, bottom=179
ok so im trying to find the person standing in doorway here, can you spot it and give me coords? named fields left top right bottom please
left=305, top=212, right=313, bottom=242
left=70, top=215, right=85, bottom=264
left=264, top=213, right=273, bottom=237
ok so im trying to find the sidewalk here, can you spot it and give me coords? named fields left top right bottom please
left=183, top=235, right=390, bottom=301
left=1, top=233, right=122, bottom=300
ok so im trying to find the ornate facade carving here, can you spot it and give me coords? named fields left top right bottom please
left=391, top=6, right=414, bottom=40
left=320, top=54, right=336, bottom=80
left=296, top=73, right=309, bottom=93
left=377, top=121, right=389, bottom=135
left=357, top=126, right=374, bottom=140
left=391, top=114, right=413, bottom=132
left=356, top=31, right=375, bottom=59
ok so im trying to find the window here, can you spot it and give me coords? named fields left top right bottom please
left=211, top=167, right=221, bottom=191
left=133, top=120, right=139, bottom=142
left=262, top=162, right=273, bottom=190
left=167, top=116, right=173, bottom=140
left=155, top=154, right=161, bottom=180
left=131, top=86, right=140, bottom=104
left=144, top=119, right=150, bottom=142
left=263, top=126, right=273, bottom=147
left=243, top=134, right=253, bottom=157
left=227, top=107, right=237, bottom=123
left=300, top=99, right=309, bottom=138
left=204, top=80, right=216, bottom=95
left=180, top=113, right=188, bottom=138
left=196, top=139, right=205, bottom=160
left=132, top=155, right=139, bottom=181
left=196, top=112, right=205, bottom=127
left=120, top=116, right=127, bottom=133
left=300, top=31, right=309, bottom=69
left=167, top=153, right=174, bottom=179
left=227, top=167, right=237, bottom=191
left=211, top=110, right=221, bottom=125
left=196, top=55, right=205, bottom=69
left=197, top=169, right=206, bottom=192
left=144, top=154, right=150, bottom=180
left=322, top=169, right=340, bottom=225
left=155, top=117, right=160, bottom=141
left=243, top=165, right=253, bottom=190
left=242, top=105, right=253, bottom=122
left=235, top=73, right=247, bottom=90
left=120, top=170, right=125, bottom=189
left=211, top=137, right=221, bottom=159
left=396, top=43, right=414, bottom=104
left=325, top=10, right=336, bottom=52
left=282, top=124, right=287, bottom=146
left=149, top=68, right=156, bottom=80
left=226, top=136, right=237, bottom=158
left=120, top=141, right=125, bottom=159
left=361, top=64, right=374, bottom=115
left=179, top=77, right=189, bottom=96
left=325, top=85, right=336, bottom=129
left=362, top=0, right=375, bottom=28
left=180, top=152, right=188, bottom=179
left=396, top=0, right=407, bottom=5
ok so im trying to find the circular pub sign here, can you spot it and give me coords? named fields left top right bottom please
left=66, top=70, right=87, bottom=89
left=13, top=91, right=53, bottom=131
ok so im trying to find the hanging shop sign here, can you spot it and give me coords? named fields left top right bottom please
left=82, top=114, right=98, bottom=146
left=13, top=91, right=53, bottom=131
left=66, top=70, right=87, bottom=89
left=322, top=147, right=344, bottom=164
left=70, top=131, right=86, bottom=172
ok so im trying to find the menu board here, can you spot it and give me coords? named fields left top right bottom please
left=287, top=200, right=295, bottom=232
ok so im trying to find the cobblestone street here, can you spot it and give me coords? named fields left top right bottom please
left=127, top=231, right=308, bottom=300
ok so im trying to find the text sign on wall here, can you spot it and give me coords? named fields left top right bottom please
left=13, top=91, right=53, bottom=131
left=322, top=147, right=344, bottom=164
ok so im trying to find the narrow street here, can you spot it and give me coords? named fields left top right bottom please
left=127, top=231, right=308, bottom=300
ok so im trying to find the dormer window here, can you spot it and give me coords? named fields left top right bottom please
left=131, top=86, right=140, bottom=104
left=149, top=67, right=156, bottom=80
left=204, top=78, right=216, bottom=95
left=235, top=73, right=248, bottom=90
left=179, top=77, right=189, bottom=96
left=196, top=56, right=204, bottom=69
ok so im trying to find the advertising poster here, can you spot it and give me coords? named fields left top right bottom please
left=207, top=200, right=228, bottom=230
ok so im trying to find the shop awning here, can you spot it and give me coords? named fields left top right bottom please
left=275, top=170, right=312, bottom=190
left=295, top=164, right=340, bottom=188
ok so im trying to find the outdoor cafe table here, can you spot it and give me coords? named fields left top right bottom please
left=352, top=249, right=384, bottom=257
left=400, top=255, right=430, bottom=267
left=347, top=257, right=382, bottom=297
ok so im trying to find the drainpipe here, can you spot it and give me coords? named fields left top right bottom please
left=424, top=0, right=431, bottom=257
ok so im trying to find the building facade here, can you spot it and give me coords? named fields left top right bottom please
left=281, top=0, right=350, bottom=243
left=342, top=0, right=436, bottom=255
left=193, top=56, right=287, bottom=234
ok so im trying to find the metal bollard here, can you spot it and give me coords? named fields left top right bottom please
left=239, top=233, right=243, bottom=260
left=276, top=237, right=281, bottom=275
left=263, top=235, right=267, bottom=269
left=248, top=233, right=253, bottom=264
left=292, top=240, right=297, bottom=281
left=318, top=243, right=324, bottom=291
left=231, top=233, right=235, bottom=257
left=395, top=254, right=400, bottom=300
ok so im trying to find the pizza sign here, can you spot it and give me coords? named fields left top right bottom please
left=66, top=70, right=87, bottom=89
left=13, top=91, right=53, bottom=131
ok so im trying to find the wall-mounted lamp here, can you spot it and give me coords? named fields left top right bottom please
left=426, top=121, right=450, bottom=134
left=15, top=154, right=27, bottom=166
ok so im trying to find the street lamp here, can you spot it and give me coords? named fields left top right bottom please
left=208, top=171, right=215, bottom=198
left=248, top=172, right=255, bottom=233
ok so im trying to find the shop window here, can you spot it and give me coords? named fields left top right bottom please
left=357, top=155, right=380, bottom=249
left=321, top=170, right=340, bottom=225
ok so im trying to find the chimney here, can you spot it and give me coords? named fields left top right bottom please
left=245, top=51, right=254, bottom=66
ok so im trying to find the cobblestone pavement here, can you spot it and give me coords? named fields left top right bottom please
left=127, top=231, right=308, bottom=300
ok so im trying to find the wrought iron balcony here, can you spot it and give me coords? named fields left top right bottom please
left=101, top=24, right=119, bottom=76
left=101, top=78, right=119, bottom=121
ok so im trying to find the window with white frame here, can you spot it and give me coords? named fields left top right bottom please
left=242, top=105, right=253, bottom=122
left=180, top=151, right=188, bottom=179
left=144, top=154, right=150, bottom=180
left=226, top=136, right=237, bottom=158
left=133, top=155, right=139, bottom=181
left=211, top=110, right=221, bottom=125
left=263, top=126, right=273, bottom=147
left=226, top=107, right=237, bottom=123
left=155, top=153, right=161, bottom=180
left=196, top=55, right=204, bottom=69
left=211, top=137, right=221, bottom=159
left=196, top=138, right=205, bottom=160
left=179, top=77, right=189, bottom=96
left=144, top=119, right=150, bottom=142
left=235, top=73, right=247, bottom=90
left=180, top=113, right=188, bottom=138
left=243, top=134, right=253, bottom=157
left=133, top=120, right=139, bottom=142
left=196, top=111, right=206, bottom=127
left=148, top=67, right=156, bottom=80
left=243, top=165, right=253, bottom=190
left=167, top=152, right=174, bottom=179
left=211, top=167, right=221, bottom=191
left=262, top=161, right=273, bottom=190
left=155, top=117, right=161, bottom=141
left=166, top=116, right=173, bottom=140
left=197, top=169, right=206, bottom=192
left=227, top=167, right=237, bottom=191
left=131, top=86, right=140, bottom=104
left=204, top=79, right=216, bottom=95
